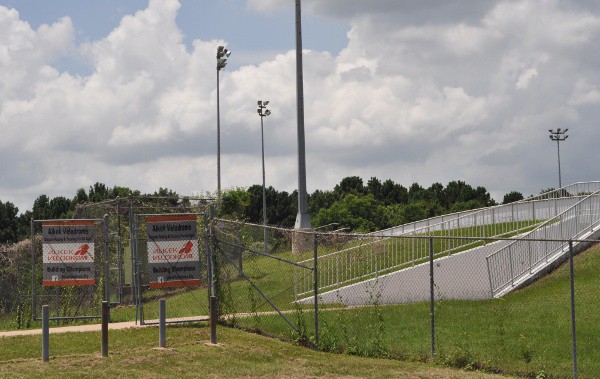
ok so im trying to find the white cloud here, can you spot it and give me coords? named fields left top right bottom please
left=1, top=0, right=600, bottom=212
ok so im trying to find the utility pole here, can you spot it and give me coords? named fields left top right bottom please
left=549, top=128, right=569, bottom=190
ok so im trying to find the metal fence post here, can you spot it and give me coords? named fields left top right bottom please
left=237, top=207, right=243, bottom=273
left=135, top=215, right=143, bottom=323
left=116, top=196, right=124, bottom=304
left=313, top=233, right=319, bottom=347
left=42, top=304, right=49, bottom=362
left=210, top=296, right=218, bottom=344
left=103, top=214, right=110, bottom=302
left=159, top=299, right=166, bottom=348
left=129, top=195, right=137, bottom=318
left=209, top=205, right=217, bottom=299
left=569, top=240, right=578, bottom=379
left=429, top=236, right=435, bottom=358
left=101, top=301, right=109, bottom=357
left=31, top=219, right=36, bottom=321
left=204, top=210, right=212, bottom=304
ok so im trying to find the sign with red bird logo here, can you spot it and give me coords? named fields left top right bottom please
left=146, top=214, right=201, bottom=289
left=42, top=220, right=96, bottom=286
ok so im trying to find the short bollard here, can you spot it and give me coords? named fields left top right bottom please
left=42, top=305, right=49, bottom=362
left=159, top=299, right=166, bottom=348
left=101, top=301, right=109, bottom=357
left=209, top=296, right=218, bottom=344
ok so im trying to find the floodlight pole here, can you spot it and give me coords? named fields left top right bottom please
left=258, top=101, right=271, bottom=253
left=216, top=46, right=231, bottom=202
left=549, top=128, right=568, bottom=189
left=294, top=0, right=311, bottom=229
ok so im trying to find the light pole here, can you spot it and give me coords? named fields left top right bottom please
left=549, top=128, right=569, bottom=190
left=294, top=0, right=311, bottom=229
left=258, top=100, right=271, bottom=253
left=216, top=46, right=231, bottom=201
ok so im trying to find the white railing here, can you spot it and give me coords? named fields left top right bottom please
left=295, top=181, right=600, bottom=299
left=486, top=189, right=600, bottom=297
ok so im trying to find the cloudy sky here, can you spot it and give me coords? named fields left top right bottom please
left=1, top=0, right=599, bottom=212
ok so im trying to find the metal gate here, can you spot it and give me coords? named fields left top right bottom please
left=210, top=214, right=318, bottom=344
left=30, top=217, right=109, bottom=321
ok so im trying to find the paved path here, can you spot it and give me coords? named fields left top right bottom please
left=0, top=316, right=210, bottom=338
left=0, top=321, right=142, bottom=338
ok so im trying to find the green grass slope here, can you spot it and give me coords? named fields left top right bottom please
left=0, top=324, right=512, bottom=378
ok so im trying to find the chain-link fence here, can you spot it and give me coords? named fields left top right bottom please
left=207, top=208, right=598, bottom=378
left=75, top=196, right=212, bottom=325
left=30, top=218, right=108, bottom=322
left=211, top=217, right=318, bottom=346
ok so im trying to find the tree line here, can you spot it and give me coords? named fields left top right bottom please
left=0, top=177, right=527, bottom=244
left=220, top=176, right=527, bottom=232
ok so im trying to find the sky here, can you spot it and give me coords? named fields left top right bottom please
left=0, top=0, right=599, bottom=212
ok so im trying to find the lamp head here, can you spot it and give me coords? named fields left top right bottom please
left=262, top=100, right=269, bottom=106
left=265, top=110, right=271, bottom=116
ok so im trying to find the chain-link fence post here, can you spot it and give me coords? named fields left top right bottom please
left=569, top=239, right=578, bottom=379
left=313, top=232, right=319, bottom=347
left=116, top=196, right=124, bottom=304
left=429, top=236, right=435, bottom=358
left=128, top=195, right=137, bottom=314
left=41, top=304, right=49, bottom=362
left=30, top=218, right=36, bottom=321
left=237, top=207, right=243, bottom=273
left=209, top=205, right=217, bottom=299
left=135, top=214, right=143, bottom=323
left=103, top=214, right=110, bottom=303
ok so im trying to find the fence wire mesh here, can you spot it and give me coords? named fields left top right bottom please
left=30, top=218, right=107, bottom=322
left=75, top=196, right=211, bottom=324
left=212, top=218, right=317, bottom=345
left=209, top=212, right=598, bottom=378
left=134, top=213, right=209, bottom=324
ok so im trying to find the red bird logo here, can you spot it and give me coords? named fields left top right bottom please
left=74, top=244, right=90, bottom=256
left=179, top=241, right=193, bottom=254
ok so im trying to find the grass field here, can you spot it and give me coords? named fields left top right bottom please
left=0, top=324, right=512, bottom=378
left=228, top=242, right=600, bottom=379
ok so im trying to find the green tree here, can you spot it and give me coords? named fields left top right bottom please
left=333, top=176, right=366, bottom=198
left=48, top=196, right=72, bottom=218
left=0, top=200, right=20, bottom=244
left=315, top=194, right=389, bottom=232
left=220, top=187, right=250, bottom=218
left=308, top=189, right=336, bottom=217
left=502, top=191, right=524, bottom=204
left=381, top=179, right=408, bottom=205
left=32, top=195, right=51, bottom=220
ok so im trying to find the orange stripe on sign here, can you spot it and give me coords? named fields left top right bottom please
left=146, top=215, right=197, bottom=223
left=43, top=279, right=95, bottom=286
left=42, top=220, right=95, bottom=226
left=149, top=279, right=201, bottom=289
